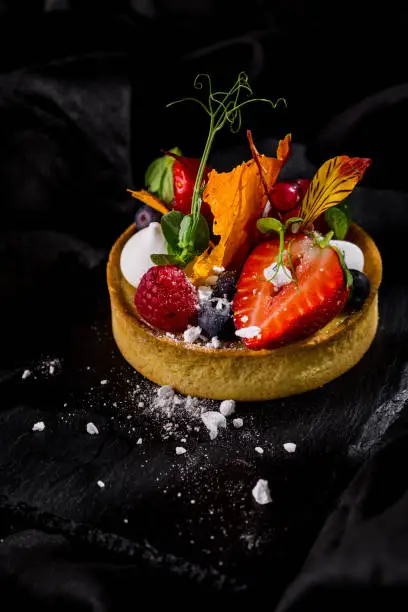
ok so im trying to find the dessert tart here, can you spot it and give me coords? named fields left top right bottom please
left=107, top=73, right=382, bottom=401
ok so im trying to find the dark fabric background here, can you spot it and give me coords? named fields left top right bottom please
left=1, top=4, right=408, bottom=610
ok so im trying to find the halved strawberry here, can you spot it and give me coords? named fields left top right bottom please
left=233, top=234, right=349, bottom=350
left=168, top=154, right=212, bottom=222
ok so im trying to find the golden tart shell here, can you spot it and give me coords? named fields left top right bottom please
left=107, top=223, right=382, bottom=401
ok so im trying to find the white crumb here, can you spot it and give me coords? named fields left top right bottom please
left=86, top=422, right=99, bottom=435
left=136, top=438, right=143, bottom=445
left=49, top=364, right=55, bottom=375
left=263, top=262, right=293, bottom=287
left=255, top=446, right=264, bottom=454
left=123, top=518, right=128, bottom=524
left=32, top=421, right=45, bottom=432
left=219, top=399, right=236, bottom=417
left=283, top=442, right=297, bottom=453
left=97, top=480, right=105, bottom=489
left=241, top=315, right=249, bottom=323
left=213, top=266, right=225, bottom=273
left=252, top=479, right=272, bottom=505
left=100, top=379, right=108, bottom=385
left=206, top=336, right=221, bottom=349
left=22, top=369, right=31, bottom=379
left=233, top=418, right=244, bottom=428
left=235, top=326, right=261, bottom=339
left=175, top=446, right=187, bottom=455
left=198, top=285, right=212, bottom=301
left=138, top=401, right=145, bottom=408
left=253, top=288, right=258, bottom=295
left=183, top=326, right=202, bottom=344
left=166, top=332, right=175, bottom=339
left=201, top=411, right=227, bottom=440
left=157, top=385, right=174, bottom=400
left=291, top=222, right=301, bottom=234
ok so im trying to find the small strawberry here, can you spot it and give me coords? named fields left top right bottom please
left=233, top=234, right=349, bottom=350
left=134, top=265, right=198, bottom=332
left=145, top=149, right=212, bottom=221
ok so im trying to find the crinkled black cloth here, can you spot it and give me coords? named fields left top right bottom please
left=1, top=16, right=408, bottom=612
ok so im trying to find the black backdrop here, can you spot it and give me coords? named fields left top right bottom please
left=1, top=2, right=408, bottom=610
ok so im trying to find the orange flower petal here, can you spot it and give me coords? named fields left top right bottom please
left=191, top=135, right=291, bottom=283
left=299, top=156, right=371, bottom=229
left=127, top=189, right=170, bottom=215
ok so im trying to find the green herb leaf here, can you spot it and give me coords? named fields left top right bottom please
left=325, top=204, right=350, bottom=240
left=191, top=214, right=210, bottom=254
left=257, top=217, right=283, bottom=234
left=145, top=146, right=181, bottom=204
left=331, top=245, right=353, bottom=289
left=161, top=210, right=185, bottom=250
left=150, top=253, right=182, bottom=266
left=178, top=214, right=194, bottom=249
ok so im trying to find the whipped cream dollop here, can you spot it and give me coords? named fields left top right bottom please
left=120, top=222, right=167, bottom=288
left=329, top=240, right=364, bottom=272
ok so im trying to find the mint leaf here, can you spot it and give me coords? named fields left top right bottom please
left=145, top=146, right=182, bottom=204
left=161, top=210, right=185, bottom=251
left=178, top=214, right=194, bottom=249
left=150, top=253, right=181, bottom=266
left=257, top=217, right=283, bottom=234
left=325, top=206, right=350, bottom=240
left=192, top=215, right=210, bottom=254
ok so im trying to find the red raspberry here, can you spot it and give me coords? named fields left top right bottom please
left=134, top=265, right=198, bottom=332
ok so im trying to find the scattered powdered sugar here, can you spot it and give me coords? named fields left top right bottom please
left=252, top=479, right=272, bottom=505
left=219, top=400, right=236, bottom=417
left=100, top=379, right=108, bottom=385
left=235, top=326, right=261, bottom=339
left=32, top=421, right=45, bottom=432
left=183, top=326, right=202, bottom=344
left=136, top=438, right=143, bottom=445
left=233, top=418, right=244, bottom=429
left=255, top=446, right=264, bottom=454
left=263, top=262, right=293, bottom=287
left=175, top=446, right=187, bottom=455
left=283, top=442, right=297, bottom=453
left=201, top=411, right=227, bottom=440
left=157, top=385, right=174, bottom=400
left=213, top=266, right=225, bottom=273
left=22, top=369, right=31, bottom=379
left=86, top=422, right=99, bottom=435
left=166, top=332, right=175, bottom=339
left=97, top=480, right=105, bottom=489
left=241, top=315, right=249, bottom=323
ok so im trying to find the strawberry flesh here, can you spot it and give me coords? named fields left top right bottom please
left=169, top=154, right=212, bottom=221
left=233, top=234, right=349, bottom=350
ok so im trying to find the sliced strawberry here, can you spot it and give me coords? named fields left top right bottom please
left=233, top=234, right=349, bottom=350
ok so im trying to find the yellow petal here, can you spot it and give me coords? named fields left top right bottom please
left=127, top=189, right=170, bottom=215
left=299, top=156, right=371, bottom=229
left=191, top=134, right=291, bottom=283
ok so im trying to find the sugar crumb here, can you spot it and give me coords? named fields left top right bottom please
left=100, top=379, right=108, bottom=385
left=283, top=442, right=297, bottom=453
left=86, top=422, right=99, bottom=435
left=252, top=479, right=272, bottom=505
left=183, top=326, right=202, bottom=344
left=235, top=326, right=261, bottom=339
left=136, top=438, right=143, bottom=445
left=201, top=411, right=227, bottom=440
left=233, top=418, right=244, bottom=429
left=255, top=446, right=264, bottom=454
left=22, top=369, right=31, bottom=380
left=32, top=421, right=45, bottom=432
left=97, top=480, right=105, bottom=489
left=175, top=446, right=187, bottom=455
left=219, top=399, right=236, bottom=417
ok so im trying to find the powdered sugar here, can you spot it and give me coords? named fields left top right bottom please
left=233, top=418, right=244, bottom=428
left=22, top=369, right=31, bottom=379
left=32, top=421, right=45, bottom=432
left=206, top=336, right=221, bottom=349
left=255, top=446, right=264, bottom=454
left=263, top=262, right=293, bottom=287
left=283, top=442, right=297, bottom=453
left=175, top=446, right=187, bottom=455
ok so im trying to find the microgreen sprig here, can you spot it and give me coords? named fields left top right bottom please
left=151, top=72, right=286, bottom=268
left=256, top=216, right=303, bottom=286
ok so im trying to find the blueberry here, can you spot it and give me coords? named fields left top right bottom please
left=348, top=269, right=371, bottom=309
left=135, top=204, right=162, bottom=230
left=212, top=271, right=237, bottom=301
left=198, top=298, right=234, bottom=339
